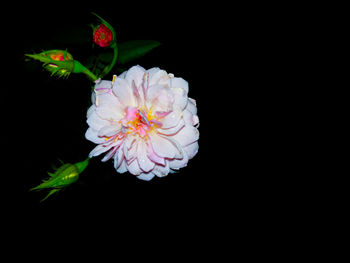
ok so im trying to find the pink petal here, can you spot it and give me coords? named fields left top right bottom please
left=125, top=106, right=138, bottom=121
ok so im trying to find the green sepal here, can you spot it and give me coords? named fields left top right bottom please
left=40, top=189, right=60, bottom=203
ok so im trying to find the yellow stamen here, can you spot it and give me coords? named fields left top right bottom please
left=112, top=75, right=117, bottom=84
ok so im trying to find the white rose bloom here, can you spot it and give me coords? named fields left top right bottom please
left=85, top=66, right=199, bottom=181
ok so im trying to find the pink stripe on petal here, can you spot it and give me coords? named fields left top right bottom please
left=155, top=111, right=172, bottom=119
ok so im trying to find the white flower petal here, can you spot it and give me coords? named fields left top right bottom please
left=147, top=68, right=169, bottom=85
left=85, top=128, right=105, bottom=144
left=146, top=84, right=174, bottom=112
left=97, top=125, right=121, bottom=137
left=160, top=110, right=182, bottom=129
left=186, top=98, right=197, bottom=115
left=169, top=148, right=189, bottom=170
left=89, top=142, right=116, bottom=158
left=124, top=138, right=138, bottom=162
left=114, top=147, right=125, bottom=169
left=127, top=158, right=142, bottom=175
left=171, top=125, right=199, bottom=147
left=149, top=133, right=178, bottom=159
left=124, top=65, right=146, bottom=88
left=137, top=141, right=155, bottom=172
left=117, top=160, right=128, bottom=173
left=157, top=118, right=185, bottom=136
left=95, top=89, right=123, bottom=110
left=183, top=141, right=199, bottom=159
left=112, top=77, right=135, bottom=106
left=146, top=141, right=166, bottom=166
left=137, top=172, right=155, bottom=181
left=95, top=104, right=124, bottom=122
left=182, top=110, right=193, bottom=126
left=169, top=77, right=189, bottom=93
left=153, top=161, right=170, bottom=178
left=87, top=105, right=95, bottom=119
left=87, top=111, right=110, bottom=131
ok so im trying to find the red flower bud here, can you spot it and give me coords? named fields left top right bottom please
left=93, top=24, right=113, bottom=47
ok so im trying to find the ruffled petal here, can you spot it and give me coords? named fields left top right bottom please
left=112, top=77, right=135, bottom=106
left=146, top=140, right=166, bottom=166
left=98, top=125, right=121, bottom=137
left=149, top=133, right=179, bottom=159
left=153, top=161, right=170, bottom=178
left=88, top=142, right=116, bottom=158
left=137, top=140, right=155, bottom=172
left=124, top=65, right=146, bottom=89
left=146, top=84, right=174, bottom=112
left=185, top=98, right=197, bottom=115
left=87, top=111, right=110, bottom=131
left=117, top=160, right=128, bottom=173
left=183, top=141, right=199, bottom=159
left=147, top=68, right=170, bottom=85
left=159, top=110, right=182, bottom=129
left=171, top=125, right=199, bottom=147
left=114, top=147, right=125, bottom=170
left=127, top=158, right=142, bottom=175
left=169, top=147, right=189, bottom=170
left=137, top=172, right=155, bottom=181
left=87, top=105, right=95, bottom=119
left=157, top=118, right=185, bottom=136
left=170, top=77, right=189, bottom=93
left=85, top=128, right=105, bottom=144
left=168, top=77, right=189, bottom=111
left=94, top=80, right=112, bottom=92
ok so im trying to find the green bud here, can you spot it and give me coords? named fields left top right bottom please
left=25, top=50, right=74, bottom=78
left=31, top=158, right=90, bottom=202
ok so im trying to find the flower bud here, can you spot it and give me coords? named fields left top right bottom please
left=25, top=50, right=74, bottom=78
left=91, top=12, right=116, bottom=48
left=93, top=24, right=113, bottom=47
left=31, top=158, right=89, bottom=201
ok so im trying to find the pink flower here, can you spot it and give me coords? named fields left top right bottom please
left=85, top=66, right=199, bottom=181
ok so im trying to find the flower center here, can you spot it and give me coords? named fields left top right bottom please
left=121, top=107, right=161, bottom=138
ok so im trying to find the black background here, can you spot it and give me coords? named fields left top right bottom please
left=0, top=3, right=321, bottom=259
left=1, top=3, right=289, bottom=232
left=3, top=4, right=228, bottom=211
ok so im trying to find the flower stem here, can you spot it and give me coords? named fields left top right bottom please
left=75, top=157, right=90, bottom=174
left=73, top=60, right=98, bottom=82
left=101, top=42, right=118, bottom=78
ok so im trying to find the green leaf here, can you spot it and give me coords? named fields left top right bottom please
left=117, top=40, right=161, bottom=64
